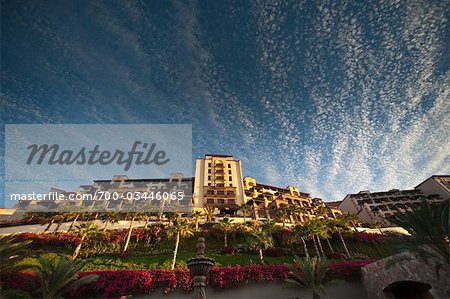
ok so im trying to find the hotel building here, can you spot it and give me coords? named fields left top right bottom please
left=338, top=175, right=449, bottom=226
left=192, top=154, right=245, bottom=216
left=191, top=154, right=342, bottom=222
left=243, top=176, right=342, bottom=223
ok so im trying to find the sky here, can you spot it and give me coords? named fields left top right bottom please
left=1, top=0, right=449, bottom=203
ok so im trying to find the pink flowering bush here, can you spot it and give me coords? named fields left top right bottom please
left=327, top=259, right=376, bottom=280
left=2, top=260, right=375, bottom=298
left=207, top=264, right=289, bottom=289
left=15, top=232, right=81, bottom=247
left=351, top=232, right=383, bottom=243
left=0, top=217, right=45, bottom=228
left=14, top=226, right=163, bottom=253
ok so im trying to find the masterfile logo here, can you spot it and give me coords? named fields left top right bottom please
left=4, top=124, right=192, bottom=211
left=26, top=141, right=170, bottom=171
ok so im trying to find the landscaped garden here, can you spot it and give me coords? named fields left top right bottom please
left=1, top=202, right=447, bottom=299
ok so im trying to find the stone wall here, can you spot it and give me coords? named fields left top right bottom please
left=361, top=251, right=449, bottom=298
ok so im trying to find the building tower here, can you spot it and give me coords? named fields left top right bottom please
left=192, top=154, right=245, bottom=216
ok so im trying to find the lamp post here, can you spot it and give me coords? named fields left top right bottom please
left=187, top=237, right=215, bottom=299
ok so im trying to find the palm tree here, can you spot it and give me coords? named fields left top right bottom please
left=330, top=218, right=352, bottom=258
left=217, top=217, right=234, bottom=248
left=67, top=212, right=81, bottom=233
left=100, top=212, right=121, bottom=231
left=322, top=220, right=335, bottom=253
left=165, top=212, right=180, bottom=226
left=303, top=220, right=321, bottom=257
left=261, top=219, right=278, bottom=235
left=387, top=200, right=449, bottom=269
left=168, top=217, right=194, bottom=270
left=276, top=203, right=289, bottom=227
left=315, top=206, right=332, bottom=220
left=285, top=256, right=331, bottom=299
left=24, top=212, right=41, bottom=222
left=314, top=219, right=332, bottom=255
left=190, top=210, right=204, bottom=231
left=249, top=226, right=273, bottom=264
left=143, top=212, right=154, bottom=228
left=30, top=255, right=98, bottom=299
left=72, top=221, right=98, bottom=259
left=52, top=214, right=67, bottom=232
left=122, top=212, right=146, bottom=253
left=370, top=220, right=384, bottom=235
left=42, top=213, right=57, bottom=232
left=238, top=204, right=253, bottom=223
left=341, top=212, right=361, bottom=231
left=292, top=224, right=310, bottom=259
left=0, top=235, right=32, bottom=271
left=203, top=206, right=216, bottom=222
left=312, top=220, right=327, bottom=257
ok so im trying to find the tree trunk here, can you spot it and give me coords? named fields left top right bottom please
left=103, top=220, right=110, bottom=232
left=259, top=247, right=264, bottom=264
left=72, top=235, right=85, bottom=260
left=351, top=221, right=358, bottom=231
left=195, top=219, right=199, bottom=231
left=301, top=237, right=310, bottom=259
left=44, top=219, right=55, bottom=232
left=123, top=217, right=135, bottom=253
left=316, top=235, right=325, bottom=257
left=171, top=232, right=180, bottom=270
left=243, top=213, right=246, bottom=223
left=224, top=232, right=228, bottom=248
left=67, top=214, right=79, bottom=232
left=326, top=238, right=334, bottom=253
left=54, top=220, right=64, bottom=232
left=337, top=230, right=351, bottom=258
left=312, top=236, right=320, bottom=257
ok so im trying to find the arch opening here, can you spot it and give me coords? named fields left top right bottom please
left=383, top=280, right=433, bottom=299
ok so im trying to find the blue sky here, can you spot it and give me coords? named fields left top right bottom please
left=1, top=0, right=449, bottom=202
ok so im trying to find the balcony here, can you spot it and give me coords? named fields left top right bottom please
left=204, top=198, right=238, bottom=207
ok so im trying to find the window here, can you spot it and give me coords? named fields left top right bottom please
left=207, top=199, right=214, bottom=204
left=208, top=169, right=211, bottom=174
left=228, top=170, right=232, bottom=174
left=228, top=191, right=234, bottom=195
left=208, top=183, right=211, bottom=186
left=228, top=164, right=231, bottom=168
left=217, top=183, right=224, bottom=187
left=229, top=199, right=235, bottom=204
left=208, top=163, right=211, bottom=167
left=229, top=176, right=232, bottom=181
left=217, top=191, right=225, bottom=195
left=218, top=199, right=225, bottom=204
left=229, top=183, right=233, bottom=187
left=207, top=190, right=214, bottom=195
left=208, top=175, right=211, bottom=180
